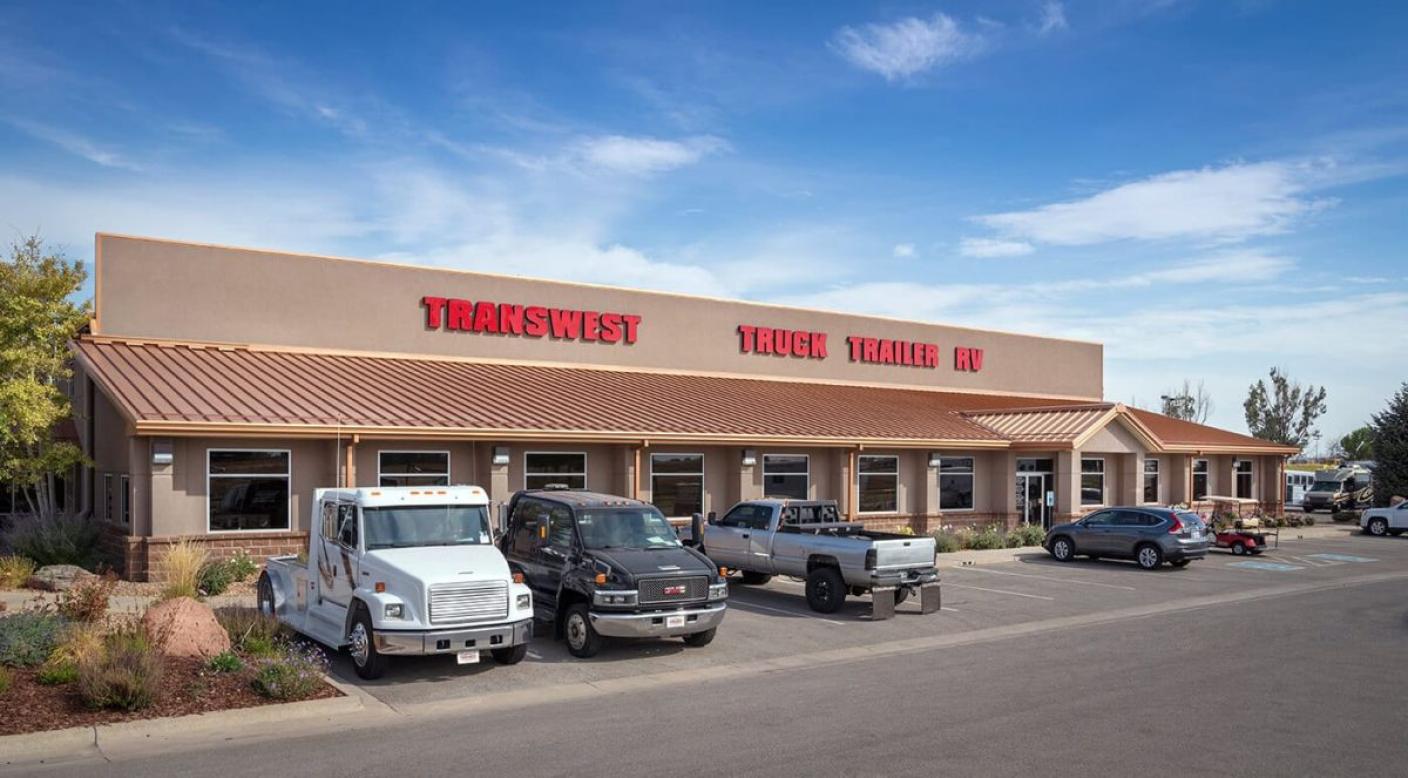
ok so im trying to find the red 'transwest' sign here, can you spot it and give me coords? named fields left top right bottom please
left=422, top=296, right=641, bottom=344
left=737, top=322, right=984, bottom=372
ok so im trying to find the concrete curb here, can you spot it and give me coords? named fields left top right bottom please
left=0, top=676, right=364, bottom=770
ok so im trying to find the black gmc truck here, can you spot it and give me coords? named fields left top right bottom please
left=498, top=488, right=728, bottom=658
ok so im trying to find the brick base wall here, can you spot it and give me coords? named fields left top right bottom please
left=99, top=530, right=308, bottom=582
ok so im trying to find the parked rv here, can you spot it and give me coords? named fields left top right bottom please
left=1301, top=466, right=1373, bottom=512
left=257, top=486, right=535, bottom=679
left=693, top=499, right=940, bottom=618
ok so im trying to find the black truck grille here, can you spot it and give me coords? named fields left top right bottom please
left=637, top=576, right=708, bottom=604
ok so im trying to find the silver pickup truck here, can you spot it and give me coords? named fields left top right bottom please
left=691, top=499, right=939, bottom=618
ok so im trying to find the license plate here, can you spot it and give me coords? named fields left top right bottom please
left=456, top=650, right=480, bottom=665
left=665, top=615, right=686, bottom=628
left=1191, top=529, right=1202, bottom=539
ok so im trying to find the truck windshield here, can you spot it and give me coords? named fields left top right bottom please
left=363, top=505, right=492, bottom=550
left=577, top=508, right=681, bottom=550
left=1308, top=481, right=1340, bottom=493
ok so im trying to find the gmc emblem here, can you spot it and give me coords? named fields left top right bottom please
left=663, top=584, right=686, bottom=596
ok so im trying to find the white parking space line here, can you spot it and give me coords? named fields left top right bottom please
left=940, top=606, right=962, bottom=612
left=1282, top=554, right=1339, bottom=568
left=945, top=583, right=1055, bottom=601
left=953, top=567, right=1137, bottom=591
left=727, top=599, right=847, bottom=626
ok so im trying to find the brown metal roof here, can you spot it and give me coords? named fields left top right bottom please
left=964, top=404, right=1115, bottom=443
left=1128, top=407, right=1299, bottom=454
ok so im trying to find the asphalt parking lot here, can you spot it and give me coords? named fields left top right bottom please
left=328, top=528, right=1408, bottom=708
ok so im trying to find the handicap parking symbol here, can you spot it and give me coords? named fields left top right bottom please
left=1306, top=553, right=1377, bottom=564
left=1229, top=560, right=1304, bottom=572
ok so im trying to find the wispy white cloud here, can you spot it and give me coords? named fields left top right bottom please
left=831, top=13, right=985, bottom=81
left=959, top=237, right=1035, bottom=257
left=974, top=161, right=1323, bottom=246
left=574, top=135, right=728, bottom=176
left=1036, top=2, right=1069, bottom=35
left=7, top=120, right=143, bottom=171
left=892, top=242, right=916, bottom=258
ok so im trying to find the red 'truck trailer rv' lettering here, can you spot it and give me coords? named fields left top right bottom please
left=421, top=295, right=641, bottom=345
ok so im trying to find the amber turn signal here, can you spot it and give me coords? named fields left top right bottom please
left=512, top=571, right=524, bottom=584
left=374, top=581, right=386, bottom=593
left=594, top=573, right=607, bottom=584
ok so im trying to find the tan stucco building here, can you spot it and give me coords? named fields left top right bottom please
left=69, top=235, right=1297, bottom=579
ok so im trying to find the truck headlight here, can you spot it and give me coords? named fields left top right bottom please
left=384, top=603, right=404, bottom=619
left=708, top=582, right=728, bottom=601
left=516, top=593, right=531, bottom=610
left=592, top=590, right=638, bottom=606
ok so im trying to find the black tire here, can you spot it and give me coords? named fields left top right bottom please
left=1135, top=543, right=1164, bottom=571
left=894, top=587, right=911, bottom=606
left=491, top=643, right=528, bottom=665
left=805, top=567, right=846, bottom=614
left=683, top=628, right=716, bottom=647
left=1231, top=541, right=1247, bottom=556
left=257, top=573, right=275, bottom=616
left=1171, top=559, right=1191, bottom=568
left=740, top=571, right=773, bottom=586
left=563, top=603, right=602, bottom=659
left=1367, top=518, right=1388, bottom=537
left=1049, top=535, right=1075, bottom=562
left=348, top=606, right=388, bottom=680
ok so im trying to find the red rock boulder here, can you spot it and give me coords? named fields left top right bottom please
left=142, top=597, right=232, bottom=658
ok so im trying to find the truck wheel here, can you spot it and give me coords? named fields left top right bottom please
left=805, top=567, right=846, bottom=614
left=1135, top=543, right=1164, bottom=570
left=683, top=628, right=716, bottom=647
left=740, top=571, right=773, bottom=585
left=257, top=573, right=275, bottom=616
left=1367, top=517, right=1388, bottom=536
left=491, top=644, right=528, bottom=665
left=348, top=607, right=388, bottom=680
left=894, top=588, right=911, bottom=606
left=563, top=604, right=602, bottom=659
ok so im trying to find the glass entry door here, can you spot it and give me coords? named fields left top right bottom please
left=1016, top=458, right=1054, bottom=529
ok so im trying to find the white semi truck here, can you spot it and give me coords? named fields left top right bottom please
left=258, top=485, right=535, bottom=679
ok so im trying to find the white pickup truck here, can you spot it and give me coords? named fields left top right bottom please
left=257, top=486, right=535, bottom=679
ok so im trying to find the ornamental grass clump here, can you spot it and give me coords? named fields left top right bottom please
left=0, top=555, right=36, bottom=589
left=77, top=624, right=163, bottom=711
left=251, top=642, right=328, bottom=701
left=160, top=539, right=209, bottom=600
left=0, top=611, right=68, bottom=667
left=931, top=531, right=962, bottom=554
left=39, top=622, right=106, bottom=686
left=215, top=606, right=288, bottom=656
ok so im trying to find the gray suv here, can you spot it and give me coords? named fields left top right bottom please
left=1044, top=507, right=1209, bottom=570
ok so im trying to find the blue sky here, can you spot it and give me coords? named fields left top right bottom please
left=2, top=0, right=1406, bottom=447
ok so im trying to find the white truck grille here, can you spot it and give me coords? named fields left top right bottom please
left=428, top=581, right=509, bottom=624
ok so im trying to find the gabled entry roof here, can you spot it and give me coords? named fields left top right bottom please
left=71, top=336, right=1299, bottom=455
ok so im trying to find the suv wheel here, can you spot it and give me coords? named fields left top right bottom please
left=805, top=567, right=846, bottom=614
left=1367, top=517, right=1389, bottom=537
left=683, top=627, right=717, bottom=647
left=563, top=603, right=602, bottom=658
left=349, top=606, right=388, bottom=680
left=1049, top=536, right=1075, bottom=562
left=1135, top=544, right=1164, bottom=570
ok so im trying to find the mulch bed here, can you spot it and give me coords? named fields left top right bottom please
left=0, top=656, right=341, bottom=736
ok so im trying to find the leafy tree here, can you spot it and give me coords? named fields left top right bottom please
left=0, top=236, right=90, bottom=518
left=1370, top=384, right=1408, bottom=507
left=1243, top=367, right=1327, bottom=447
left=1161, top=379, right=1214, bottom=424
left=1335, top=426, right=1374, bottom=461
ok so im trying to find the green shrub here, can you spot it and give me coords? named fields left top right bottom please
left=0, top=612, right=68, bottom=667
left=215, top=606, right=288, bottom=656
left=1303, top=514, right=1316, bottom=526
left=966, top=525, right=1006, bottom=551
left=37, top=659, right=79, bottom=685
left=931, top=532, right=962, bottom=554
left=0, top=666, right=10, bottom=695
left=206, top=651, right=243, bottom=673
left=1006, top=524, right=1046, bottom=547
left=251, top=642, right=328, bottom=701
left=0, top=555, right=37, bottom=589
left=227, top=552, right=259, bottom=582
left=57, top=575, right=116, bottom=622
left=1, top=514, right=101, bottom=568
left=77, top=626, right=162, bottom=711
left=198, top=560, right=237, bottom=597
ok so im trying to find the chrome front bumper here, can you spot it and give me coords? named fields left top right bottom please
left=589, top=603, right=727, bottom=638
left=374, top=617, right=533, bottom=655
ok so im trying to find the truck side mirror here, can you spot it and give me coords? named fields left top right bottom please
left=706, top=511, right=718, bottom=525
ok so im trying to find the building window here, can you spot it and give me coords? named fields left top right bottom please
left=1192, top=459, right=1209, bottom=500
left=525, top=452, right=587, bottom=490
left=104, top=474, right=113, bottom=521
left=1080, top=458, right=1105, bottom=506
left=120, top=475, right=130, bottom=525
left=762, top=454, right=808, bottom=500
left=208, top=450, right=291, bottom=532
left=939, top=457, right=975, bottom=511
left=1235, top=460, right=1253, bottom=499
left=378, top=450, right=450, bottom=487
left=651, top=453, right=704, bottom=517
left=857, top=455, right=899, bottom=513
left=1143, top=459, right=1159, bottom=504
